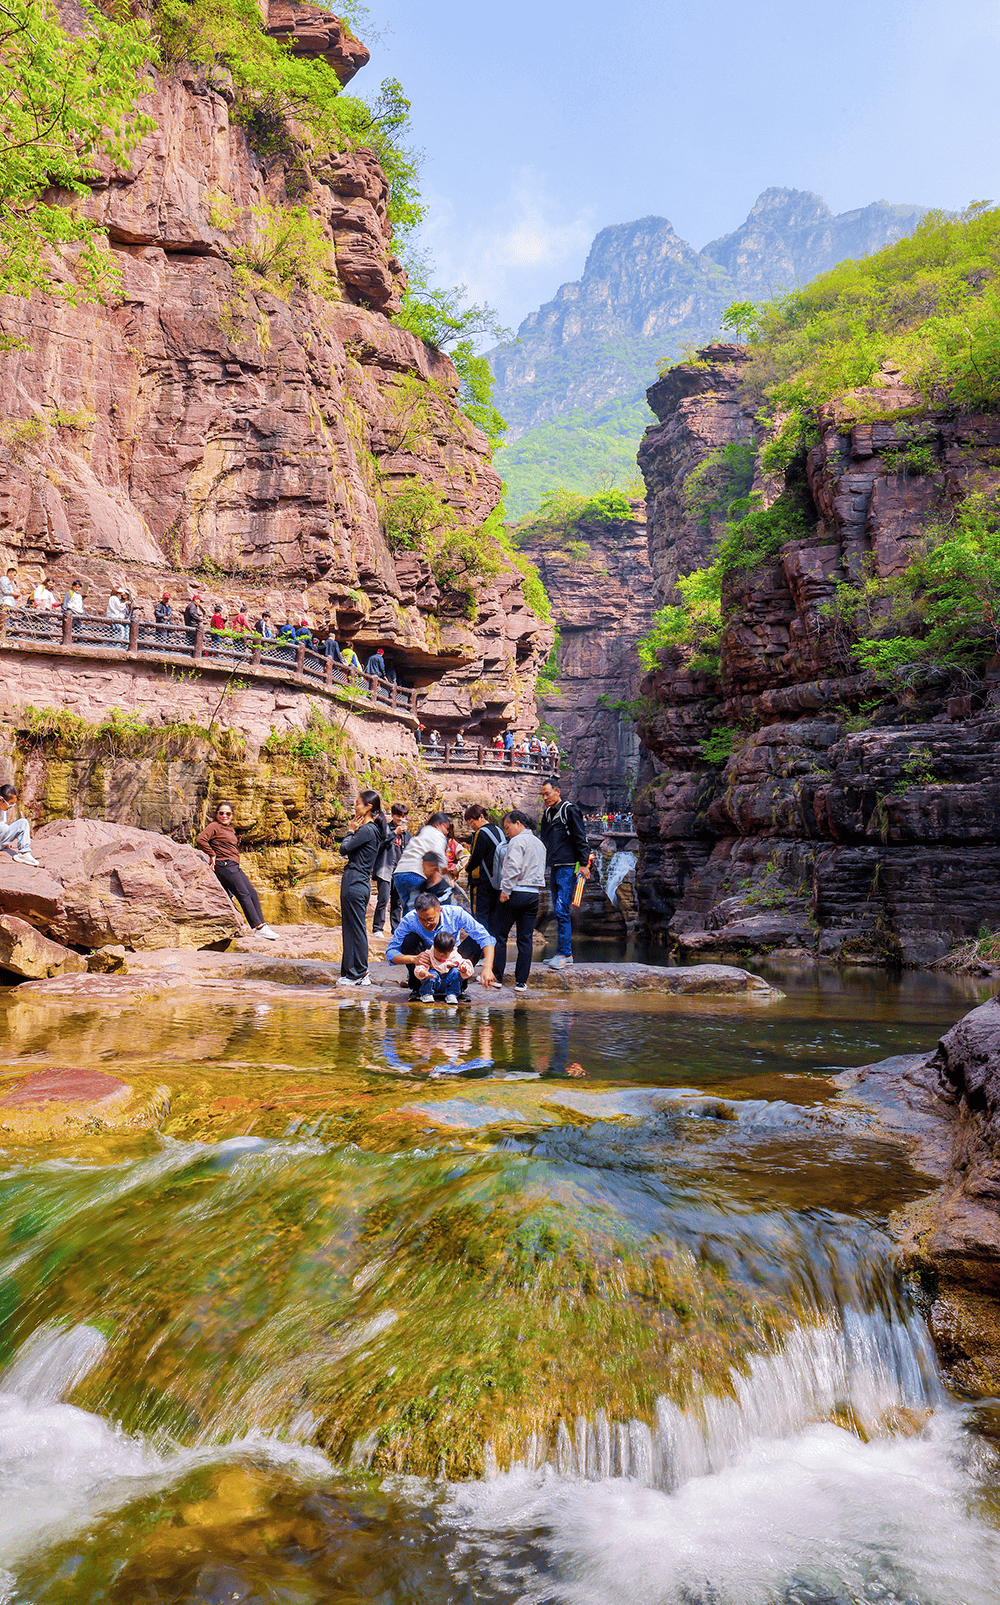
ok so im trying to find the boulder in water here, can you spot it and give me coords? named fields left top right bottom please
left=530, top=961, right=781, bottom=997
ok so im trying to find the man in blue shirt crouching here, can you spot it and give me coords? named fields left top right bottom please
left=386, top=893, right=497, bottom=999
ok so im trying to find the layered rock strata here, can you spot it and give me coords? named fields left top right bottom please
left=635, top=344, right=1000, bottom=960
left=518, top=502, right=655, bottom=807
left=0, top=1, right=550, bottom=746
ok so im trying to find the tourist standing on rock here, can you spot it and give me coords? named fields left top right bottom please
left=492, top=810, right=547, bottom=992
left=385, top=802, right=410, bottom=930
left=372, top=802, right=409, bottom=935
left=337, top=790, right=388, bottom=987
left=0, top=784, right=40, bottom=866
left=539, top=779, right=592, bottom=970
left=392, top=811, right=451, bottom=916
left=196, top=803, right=278, bottom=941
left=464, top=804, right=505, bottom=932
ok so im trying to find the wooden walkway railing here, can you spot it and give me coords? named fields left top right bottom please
left=0, top=607, right=418, bottom=716
left=421, top=742, right=560, bottom=776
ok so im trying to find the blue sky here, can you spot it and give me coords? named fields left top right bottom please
left=357, top=0, right=999, bottom=335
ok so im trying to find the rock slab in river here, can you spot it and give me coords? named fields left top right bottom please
left=529, top=962, right=781, bottom=997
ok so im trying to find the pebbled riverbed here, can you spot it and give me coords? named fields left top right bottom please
left=0, top=964, right=998, bottom=1604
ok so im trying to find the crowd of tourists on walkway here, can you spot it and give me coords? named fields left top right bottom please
left=585, top=809, right=634, bottom=834
left=333, top=777, right=592, bottom=1000
left=418, top=726, right=560, bottom=766
left=1, top=565, right=401, bottom=682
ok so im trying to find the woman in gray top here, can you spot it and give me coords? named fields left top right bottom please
left=492, top=810, right=546, bottom=992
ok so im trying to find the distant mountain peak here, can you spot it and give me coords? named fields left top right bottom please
left=491, top=187, right=927, bottom=441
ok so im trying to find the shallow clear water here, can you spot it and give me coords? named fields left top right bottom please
left=0, top=965, right=997, bottom=1604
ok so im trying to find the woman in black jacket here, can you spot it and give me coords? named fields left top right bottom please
left=338, top=790, right=387, bottom=987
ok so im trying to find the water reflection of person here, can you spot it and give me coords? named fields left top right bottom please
left=381, top=1010, right=495, bottom=1078
left=507, top=1005, right=586, bottom=1078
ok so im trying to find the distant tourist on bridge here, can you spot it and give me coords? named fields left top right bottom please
left=454, top=729, right=466, bottom=750
left=183, top=594, right=202, bottom=646
left=106, top=587, right=128, bottom=643
left=62, top=579, right=85, bottom=617
left=540, top=778, right=592, bottom=970
left=365, top=647, right=387, bottom=679
left=154, top=593, right=172, bottom=638
left=340, top=641, right=361, bottom=673
left=1, top=567, right=20, bottom=609
left=503, top=729, right=514, bottom=754
left=196, top=801, right=277, bottom=941
left=0, top=783, right=40, bottom=867
left=32, top=573, right=56, bottom=611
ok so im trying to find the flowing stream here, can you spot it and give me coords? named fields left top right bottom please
left=1, top=965, right=999, bottom=1603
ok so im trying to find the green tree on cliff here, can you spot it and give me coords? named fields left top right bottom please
left=0, top=0, right=155, bottom=304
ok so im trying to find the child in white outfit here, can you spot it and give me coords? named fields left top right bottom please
left=413, top=930, right=474, bottom=1003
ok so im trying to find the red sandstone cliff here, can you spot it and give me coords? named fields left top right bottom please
left=518, top=504, right=655, bottom=808
left=636, top=344, right=1000, bottom=964
left=0, top=2, right=550, bottom=738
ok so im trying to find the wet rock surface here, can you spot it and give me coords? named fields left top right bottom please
left=0, top=915, right=87, bottom=980
left=835, top=998, right=1000, bottom=1390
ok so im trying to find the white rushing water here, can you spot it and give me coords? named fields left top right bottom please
left=600, top=850, right=637, bottom=908
left=0, top=1322, right=330, bottom=1579
left=447, top=1307, right=1000, bottom=1604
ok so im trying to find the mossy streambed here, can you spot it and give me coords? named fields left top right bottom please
left=1, top=966, right=999, bottom=1603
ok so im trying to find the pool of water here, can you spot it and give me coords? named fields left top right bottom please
left=0, top=966, right=997, bottom=1604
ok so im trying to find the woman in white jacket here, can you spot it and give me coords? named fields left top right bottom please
left=392, top=811, right=453, bottom=916
left=492, top=810, right=547, bottom=992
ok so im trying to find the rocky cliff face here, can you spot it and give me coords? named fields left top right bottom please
left=518, top=503, right=655, bottom=807
left=635, top=344, right=1000, bottom=963
left=0, top=1, right=550, bottom=744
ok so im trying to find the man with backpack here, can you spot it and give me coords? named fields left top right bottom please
left=464, top=803, right=505, bottom=932
left=539, top=779, right=593, bottom=969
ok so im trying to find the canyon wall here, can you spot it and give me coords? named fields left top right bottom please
left=517, top=502, right=655, bottom=808
left=0, top=1, right=551, bottom=751
left=635, top=344, right=1000, bottom=962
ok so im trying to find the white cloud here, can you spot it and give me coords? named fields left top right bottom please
left=414, top=172, right=596, bottom=339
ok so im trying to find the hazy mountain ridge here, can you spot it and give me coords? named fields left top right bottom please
left=491, top=188, right=926, bottom=448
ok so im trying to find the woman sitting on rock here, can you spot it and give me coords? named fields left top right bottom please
left=196, top=803, right=277, bottom=940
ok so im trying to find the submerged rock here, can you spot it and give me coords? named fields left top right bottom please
left=529, top=961, right=782, bottom=997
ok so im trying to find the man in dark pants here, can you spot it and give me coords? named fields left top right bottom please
left=386, top=894, right=496, bottom=999
left=464, top=803, right=504, bottom=934
left=492, top=809, right=546, bottom=992
left=539, top=779, right=592, bottom=970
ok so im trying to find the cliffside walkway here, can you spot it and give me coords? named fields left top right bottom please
left=0, top=607, right=418, bottom=719
left=421, top=742, right=560, bottom=776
